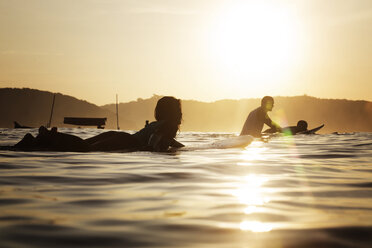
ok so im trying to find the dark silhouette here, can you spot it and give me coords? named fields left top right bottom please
left=14, top=126, right=90, bottom=152
left=46, top=93, right=56, bottom=128
left=12, top=96, right=184, bottom=152
left=240, top=96, right=282, bottom=137
left=264, top=120, right=325, bottom=135
left=264, top=120, right=308, bottom=135
left=299, top=124, right=324, bottom=134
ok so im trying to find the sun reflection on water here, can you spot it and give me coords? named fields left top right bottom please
left=237, top=141, right=268, bottom=166
left=232, top=170, right=274, bottom=232
left=240, top=221, right=273, bottom=232
left=232, top=174, right=270, bottom=206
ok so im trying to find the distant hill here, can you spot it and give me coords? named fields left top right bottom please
left=1, top=88, right=371, bottom=133
left=0, top=88, right=120, bottom=128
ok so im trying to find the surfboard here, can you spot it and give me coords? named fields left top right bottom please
left=298, top=124, right=324, bottom=134
left=263, top=124, right=325, bottom=136
left=181, top=135, right=254, bottom=151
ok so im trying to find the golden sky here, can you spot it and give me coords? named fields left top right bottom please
left=1, top=0, right=372, bottom=105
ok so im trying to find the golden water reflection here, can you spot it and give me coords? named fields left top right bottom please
left=232, top=173, right=273, bottom=232
left=232, top=174, right=270, bottom=206
left=240, top=221, right=273, bottom=232
left=238, top=141, right=268, bottom=166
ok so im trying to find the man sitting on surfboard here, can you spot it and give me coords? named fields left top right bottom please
left=240, top=96, right=282, bottom=137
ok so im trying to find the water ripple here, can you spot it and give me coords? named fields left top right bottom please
left=0, top=129, right=371, bottom=247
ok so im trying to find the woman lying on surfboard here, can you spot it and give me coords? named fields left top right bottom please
left=13, top=96, right=184, bottom=152
left=263, top=120, right=324, bottom=135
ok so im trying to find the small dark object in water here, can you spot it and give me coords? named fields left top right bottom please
left=14, top=121, right=32, bottom=129
left=64, top=117, right=107, bottom=129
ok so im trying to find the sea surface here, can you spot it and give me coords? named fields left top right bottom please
left=0, top=128, right=371, bottom=248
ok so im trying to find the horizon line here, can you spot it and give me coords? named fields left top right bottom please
left=1, top=86, right=371, bottom=106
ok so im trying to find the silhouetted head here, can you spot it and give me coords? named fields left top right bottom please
left=296, top=120, right=308, bottom=132
left=261, top=96, right=274, bottom=112
left=155, top=96, right=182, bottom=125
left=154, top=96, right=182, bottom=140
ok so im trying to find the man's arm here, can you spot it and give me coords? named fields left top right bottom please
left=264, top=114, right=282, bottom=132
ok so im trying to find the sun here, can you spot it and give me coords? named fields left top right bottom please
left=209, top=2, right=301, bottom=86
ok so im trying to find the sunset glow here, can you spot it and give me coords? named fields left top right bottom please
left=209, top=2, right=302, bottom=86
left=1, top=0, right=372, bottom=104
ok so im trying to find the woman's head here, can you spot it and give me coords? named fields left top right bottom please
left=154, top=96, right=182, bottom=140
left=155, top=96, right=182, bottom=125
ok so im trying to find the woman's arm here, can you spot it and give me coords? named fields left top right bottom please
left=148, top=133, right=171, bottom=152
left=170, top=139, right=184, bottom=148
left=148, top=134, right=184, bottom=151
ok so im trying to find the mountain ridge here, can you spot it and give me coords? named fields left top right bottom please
left=1, top=88, right=371, bottom=133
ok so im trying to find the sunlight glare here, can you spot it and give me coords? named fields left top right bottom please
left=238, top=142, right=268, bottom=165
left=240, top=221, right=273, bottom=232
left=210, top=1, right=301, bottom=85
left=232, top=174, right=270, bottom=206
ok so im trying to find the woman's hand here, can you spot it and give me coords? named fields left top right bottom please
left=171, top=139, right=184, bottom=148
left=148, top=133, right=171, bottom=152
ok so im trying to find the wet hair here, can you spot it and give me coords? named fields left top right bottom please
left=154, top=96, right=182, bottom=139
left=155, top=96, right=182, bottom=124
left=261, top=96, right=274, bottom=107
left=297, top=120, right=308, bottom=131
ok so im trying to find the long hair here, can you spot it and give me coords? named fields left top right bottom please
left=154, top=96, right=182, bottom=139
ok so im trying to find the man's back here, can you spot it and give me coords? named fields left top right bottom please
left=240, top=107, right=267, bottom=137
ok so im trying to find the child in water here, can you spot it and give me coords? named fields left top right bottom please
left=14, top=96, right=184, bottom=152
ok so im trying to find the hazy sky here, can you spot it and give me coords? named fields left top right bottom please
left=1, top=0, right=371, bottom=105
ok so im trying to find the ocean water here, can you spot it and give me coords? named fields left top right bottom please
left=0, top=128, right=371, bottom=248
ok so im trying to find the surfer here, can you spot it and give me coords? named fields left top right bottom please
left=13, top=96, right=184, bottom=152
left=263, top=120, right=325, bottom=135
left=240, top=96, right=282, bottom=137
left=264, top=120, right=308, bottom=135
